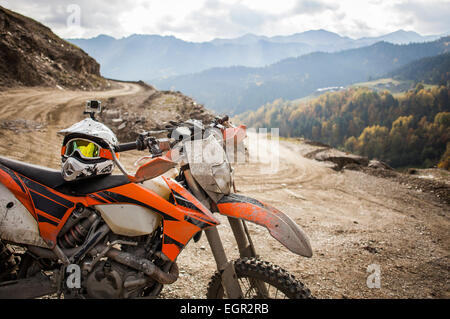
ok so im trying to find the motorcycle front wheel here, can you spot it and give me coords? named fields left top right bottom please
left=206, top=257, right=312, bottom=299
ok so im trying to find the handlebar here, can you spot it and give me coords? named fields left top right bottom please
left=114, top=136, right=169, bottom=156
left=114, top=141, right=138, bottom=152
left=218, top=115, right=229, bottom=124
left=114, top=115, right=232, bottom=154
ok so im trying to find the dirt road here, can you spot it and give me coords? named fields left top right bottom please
left=0, top=85, right=448, bottom=298
left=0, top=82, right=141, bottom=167
left=162, top=136, right=449, bottom=299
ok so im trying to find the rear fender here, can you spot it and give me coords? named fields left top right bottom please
left=217, top=194, right=312, bottom=257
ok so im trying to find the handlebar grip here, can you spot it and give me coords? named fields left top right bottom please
left=216, top=115, right=229, bottom=124
left=114, top=141, right=138, bottom=152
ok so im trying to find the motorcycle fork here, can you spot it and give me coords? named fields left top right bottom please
left=184, top=169, right=267, bottom=298
left=204, top=227, right=243, bottom=298
left=184, top=169, right=243, bottom=298
left=228, top=217, right=256, bottom=258
left=227, top=217, right=269, bottom=297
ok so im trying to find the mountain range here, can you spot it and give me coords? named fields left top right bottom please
left=154, top=36, right=450, bottom=113
left=68, top=29, right=445, bottom=81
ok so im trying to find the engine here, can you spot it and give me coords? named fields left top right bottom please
left=0, top=240, right=18, bottom=281
left=82, top=235, right=164, bottom=299
left=59, top=207, right=168, bottom=299
left=84, top=260, right=154, bottom=299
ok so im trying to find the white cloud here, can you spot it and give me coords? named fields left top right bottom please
left=292, top=0, right=339, bottom=15
left=0, top=0, right=448, bottom=40
left=1, top=0, right=139, bottom=38
left=392, top=0, right=450, bottom=35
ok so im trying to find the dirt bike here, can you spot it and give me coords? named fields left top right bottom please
left=0, top=104, right=313, bottom=299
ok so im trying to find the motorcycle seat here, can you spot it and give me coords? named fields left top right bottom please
left=0, top=156, right=130, bottom=195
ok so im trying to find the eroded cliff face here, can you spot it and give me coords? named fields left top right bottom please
left=0, top=6, right=107, bottom=90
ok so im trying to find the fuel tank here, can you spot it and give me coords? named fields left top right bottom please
left=140, top=168, right=178, bottom=200
left=95, top=204, right=162, bottom=236
left=95, top=168, right=179, bottom=236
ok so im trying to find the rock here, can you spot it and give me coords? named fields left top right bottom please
left=342, top=163, right=363, bottom=171
left=0, top=119, right=46, bottom=133
left=111, top=118, right=123, bottom=125
left=368, top=159, right=393, bottom=170
left=104, top=109, right=120, bottom=119
left=363, top=246, right=378, bottom=254
left=314, top=149, right=369, bottom=171
left=117, top=122, right=127, bottom=130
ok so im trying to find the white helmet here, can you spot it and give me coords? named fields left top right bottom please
left=58, top=118, right=119, bottom=182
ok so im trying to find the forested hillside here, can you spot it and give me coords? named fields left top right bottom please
left=388, top=52, right=450, bottom=85
left=237, top=84, right=450, bottom=169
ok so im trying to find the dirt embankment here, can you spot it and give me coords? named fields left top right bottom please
left=300, top=138, right=450, bottom=206
left=0, top=5, right=108, bottom=90
left=98, top=83, right=215, bottom=142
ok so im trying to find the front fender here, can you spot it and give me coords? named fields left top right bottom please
left=217, top=194, right=312, bottom=257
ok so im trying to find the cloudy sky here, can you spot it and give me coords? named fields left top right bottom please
left=1, top=0, right=449, bottom=41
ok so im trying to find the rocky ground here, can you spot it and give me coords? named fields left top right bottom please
left=299, top=138, right=450, bottom=205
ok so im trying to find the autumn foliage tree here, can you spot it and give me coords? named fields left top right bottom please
left=237, top=84, right=450, bottom=169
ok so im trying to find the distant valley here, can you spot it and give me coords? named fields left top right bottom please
left=154, top=37, right=450, bottom=113
left=67, top=29, right=448, bottom=115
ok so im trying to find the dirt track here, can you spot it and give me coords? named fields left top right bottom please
left=0, top=82, right=140, bottom=167
left=0, top=85, right=449, bottom=299
left=165, top=136, right=449, bottom=299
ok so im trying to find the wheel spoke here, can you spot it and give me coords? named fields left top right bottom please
left=207, top=257, right=312, bottom=299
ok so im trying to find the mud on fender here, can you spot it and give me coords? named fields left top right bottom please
left=217, top=194, right=313, bottom=257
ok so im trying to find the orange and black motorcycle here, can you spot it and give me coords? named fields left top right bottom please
left=0, top=102, right=312, bottom=299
